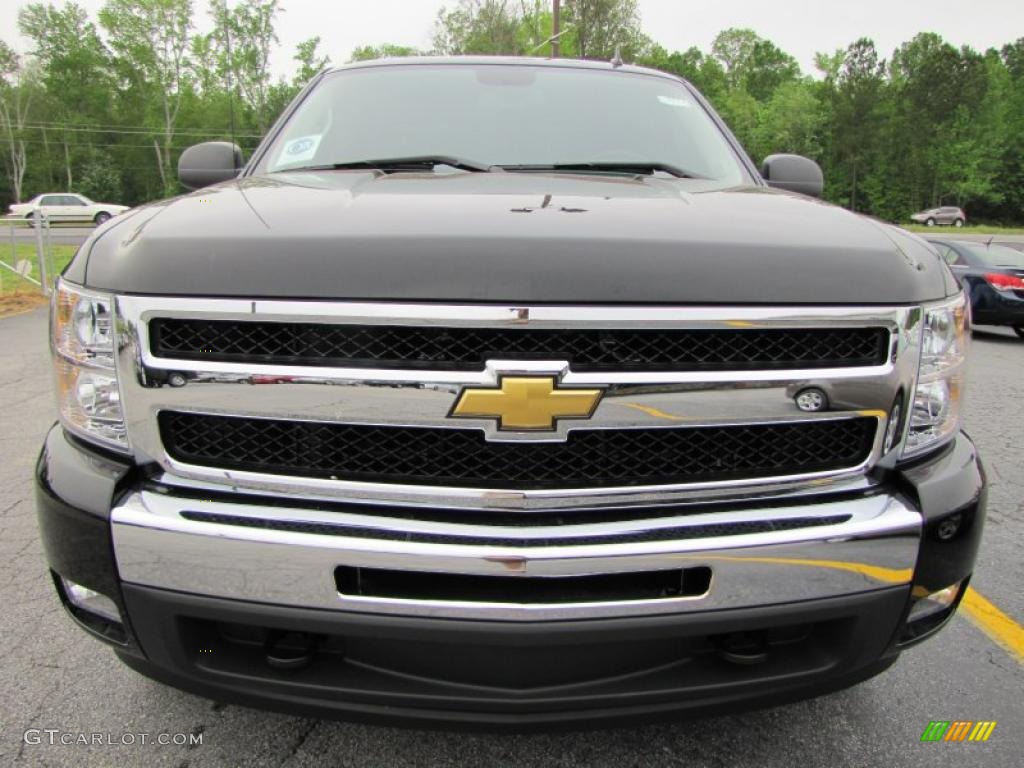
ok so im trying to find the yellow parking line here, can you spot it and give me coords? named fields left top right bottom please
left=693, top=555, right=912, bottom=585
left=694, top=563, right=1024, bottom=665
left=856, top=409, right=887, bottom=420
left=617, top=403, right=689, bottom=422
left=960, top=588, right=1024, bottom=664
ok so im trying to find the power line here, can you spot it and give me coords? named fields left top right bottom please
left=21, top=119, right=261, bottom=133
left=20, top=123, right=263, bottom=138
left=10, top=138, right=249, bottom=151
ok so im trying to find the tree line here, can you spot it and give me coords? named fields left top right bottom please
left=1, top=0, right=1022, bottom=225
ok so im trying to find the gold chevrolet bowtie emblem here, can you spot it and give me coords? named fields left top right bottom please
left=451, top=377, right=602, bottom=431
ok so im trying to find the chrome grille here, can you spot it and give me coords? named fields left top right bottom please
left=115, top=298, right=920, bottom=510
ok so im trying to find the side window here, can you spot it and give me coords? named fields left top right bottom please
left=63, top=195, right=86, bottom=206
left=39, top=195, right=60, bottom=206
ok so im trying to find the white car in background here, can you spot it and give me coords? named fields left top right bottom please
left=8, top=193, right=129, bottom=225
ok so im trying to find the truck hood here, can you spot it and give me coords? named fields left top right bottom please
left=78, top=171, right=955, bottom=304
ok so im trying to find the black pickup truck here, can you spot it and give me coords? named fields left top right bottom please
left=38, top=57, right=985, bottom=729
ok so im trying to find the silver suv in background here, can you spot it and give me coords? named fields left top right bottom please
left=910, top=206, right=966, bottom=227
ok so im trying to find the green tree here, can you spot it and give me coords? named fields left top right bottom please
left=77, top=147, right=123, bottom=201
left=711, top=28, right=799, bottom=100
left=564, top=0, right=645, bottom=60
left=100, top=0, right=193, bottom=195
left=833, top=39, right=886, bottom=211
left=713, top=87, right=762, bottom=159
left=0, top=42, right=39, bottom=202
left=891, top=33, right=990, bottom=210
left=755, top=80, right=825, bottom=163
left=19, top=2, right=113, bottom=190
left=2, top=2, right=1024, bottom=224
left=294, top=36, right=330, bottom=83
left=638, top=44, right=728, bottom=100
left=433, top=0, right=522, bottom=55
left=349, top=44, right=422, bottom=63
left=209, top=0, right=280, bottom=134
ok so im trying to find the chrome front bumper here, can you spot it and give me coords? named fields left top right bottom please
left=112, top=489, right=922, bottom=621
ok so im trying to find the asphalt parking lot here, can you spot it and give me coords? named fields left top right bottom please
left=1, top=306, right=1021, bottom=768
left=2, top=223, right=95, bottom=247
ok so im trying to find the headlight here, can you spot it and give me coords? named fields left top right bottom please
left=51, top=279, right=128, bottom=451
left=902, top=294, right=968, bottom=458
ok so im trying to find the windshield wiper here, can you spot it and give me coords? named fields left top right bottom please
left=497, top=162, right=708, bottom=179
left=291, top=155, right=494, bottom=174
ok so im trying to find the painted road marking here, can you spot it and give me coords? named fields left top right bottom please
left=696, top=555, right=912, bottom=586
left=617, top=402, right=690, bottom=422
left=691, top=557, right=1024, bottom=666
left=961, top=587, right=1024, bottom=665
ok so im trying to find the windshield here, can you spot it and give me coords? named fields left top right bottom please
left=259, top=64, right=748, bottom=187
left=963, top=243, right=1024, bottom=268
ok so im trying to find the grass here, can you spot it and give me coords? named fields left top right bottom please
left=0, top=243, right=76, bottom=294
left=0, top=242, right=76, bottom=316
left=903, top=224, right=1024, bottom=236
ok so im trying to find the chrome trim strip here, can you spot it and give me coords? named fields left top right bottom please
left=114, top=297, right=923, bottom=508
left=111, top=489, right=921, bottom=620
left=152, top=468, right=883, bottom=512
left=157, top=454, right=880, bottom=511
left=121, top=297, right=914, bottom=329
left=134, top=487, right=877, bottom=541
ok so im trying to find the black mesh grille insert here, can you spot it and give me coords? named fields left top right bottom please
left=334, top=566, right=713, bottom=603
left=160, top=412, right=876, bottom=490
left=150, top=319, right=889, bottom=371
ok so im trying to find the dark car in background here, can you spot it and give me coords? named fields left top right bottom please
left=929, top=238, right=1024, bottom=337
left=911, top=206, right=966, bottom=227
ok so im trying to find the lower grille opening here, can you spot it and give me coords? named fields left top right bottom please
left=334, top=566, right=713, bottom=604
left=127, top=584, right=909, bottom=705
left=181, top=613, right=844, bottom=693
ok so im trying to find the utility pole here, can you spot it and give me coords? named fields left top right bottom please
left=552, top=0, right=561, bottom=58
left=225, top=17, right=237, bottom=150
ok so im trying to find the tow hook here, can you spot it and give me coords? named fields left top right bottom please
left=263, top=630, right=320, bottom=671
left=712, top=632, right=769, bottom=665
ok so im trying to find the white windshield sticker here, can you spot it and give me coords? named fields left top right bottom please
left=657, top=95, right=692, bottom=108
left=280, top=134, right=322, bottom=164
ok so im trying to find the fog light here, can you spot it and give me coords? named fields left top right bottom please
left=60, top=577, right=120, bottom=622
left=935, top=512, right=963, bottom=541
left=908, top=581, right=963, bottom=623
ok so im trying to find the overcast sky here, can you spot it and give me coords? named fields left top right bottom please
left=1, top=0, right=1021, bottom=78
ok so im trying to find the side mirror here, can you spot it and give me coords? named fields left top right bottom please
left=178, top=141, right=243, bottom=190
left=761, top=154, right=823, bottom=198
